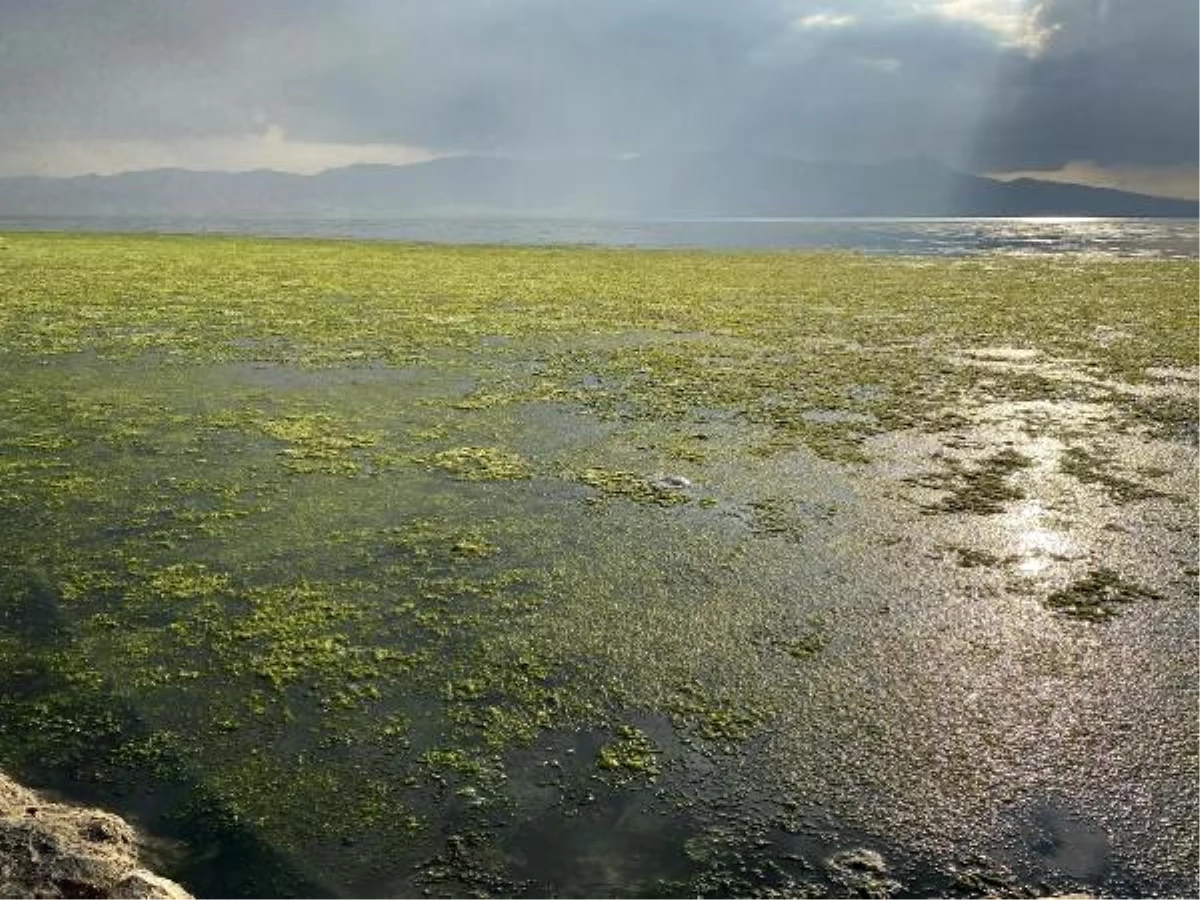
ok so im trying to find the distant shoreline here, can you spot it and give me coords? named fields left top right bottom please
left=1, top=215, right=1196, bottom=257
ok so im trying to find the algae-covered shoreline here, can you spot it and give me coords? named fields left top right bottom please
left=0, top=233, right=1195, bottom=897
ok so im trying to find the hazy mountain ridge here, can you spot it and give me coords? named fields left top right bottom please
left=0, top=155, right=1194, bottom=218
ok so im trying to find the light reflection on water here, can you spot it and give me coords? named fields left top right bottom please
left=1013, top=502, right=1072, bottom=576
left=994, top=433, right=1075, bottom=579
left=0, top=214, right=1195, bottom=255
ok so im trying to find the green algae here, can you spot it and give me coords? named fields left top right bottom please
left=143, top=563, right=233, bottom=602
left=0, top=234, right=1195, bottom=897
left=2, top=234, right=1193, bottom=462
left=746, top=497, right=833, bottom=541
left=426, top=446, right=533, bottom=481
left=575, top=467, right=691, bottom=506
left=596, top=724, right=662, bottom=782
left=257, top=413, right=381, bottom=476
left=666, top=680, right=774, bottom=747
left=950, top=547, right=1006, bottom=569
left=764, top=627, right=829, bottom=661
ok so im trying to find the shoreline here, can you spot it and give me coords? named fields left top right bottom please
left=0, top=216, right=1196, bottom=258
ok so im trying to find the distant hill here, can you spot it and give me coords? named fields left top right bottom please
left=0, top=155, right=1194, bottom=218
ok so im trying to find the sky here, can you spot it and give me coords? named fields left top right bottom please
left=0, top=0, right=1195, bottom=198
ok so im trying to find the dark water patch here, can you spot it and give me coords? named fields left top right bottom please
left=0, top=565, right=68, bottom=644
left=1044, top=568, right=1162, bottom=620
left=974, top=796, right=1177, bottom=898
left=504, top=789, right=699, bottom=897
left=1013, top=801, right=1112, bottom=882
left=221, top=357, right=478, bottom=398
left=907, top=447, right=1034, bottom=515
left=1059, top=446, right=1165, bottom=503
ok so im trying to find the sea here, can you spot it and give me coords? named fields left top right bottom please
left=0, top=214, right=1196, bottom=257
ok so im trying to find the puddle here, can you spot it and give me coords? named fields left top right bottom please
left=800, top=407, right=877, bottom=425
left=958, top=346, right=1042, bottom=362
left=1000, top=799, right=1114, bottom=883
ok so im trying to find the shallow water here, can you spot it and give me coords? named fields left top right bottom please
left=1, top=213, right=1196, bottom=256
left=1, top=349, right=1194, bottom=897
left=0, top=240, right=1194, bottom=897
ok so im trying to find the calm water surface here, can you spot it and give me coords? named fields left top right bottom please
left=1, top=213, right=1196, bottom=256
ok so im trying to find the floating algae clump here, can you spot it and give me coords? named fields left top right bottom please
left=745, top=496, right=833, bottom=541
left=771, top=629, right=829, bottom=660
left=576, top=467, right=691, bottom=506
left=1044, top=568, right=1162, bottom=621
left=427, top=446, right=532, bottom=481
left=666, top=680, right=774, bottom=746
left=596, top=724, right=661, bottom=781
left=142, top=563, right=232, bottom=603
left=258, top=413, right=380, bottom=475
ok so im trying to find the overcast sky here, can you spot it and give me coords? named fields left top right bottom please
left=0, top=0, right=1195, bottom=197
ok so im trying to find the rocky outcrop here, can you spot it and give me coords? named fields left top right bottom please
left=0, top=773, right=191, bottom=899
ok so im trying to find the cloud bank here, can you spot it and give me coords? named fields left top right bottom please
left=0, top=0, right=1194, bottom=195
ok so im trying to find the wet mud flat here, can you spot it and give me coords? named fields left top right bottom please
left=0, top=233, right=1196, bottom=897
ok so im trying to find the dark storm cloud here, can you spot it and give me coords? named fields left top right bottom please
left=970, top=0, right=1199, bottom=169
left=0, top=0, right=1194, bottom=173
left=703, top=12, right=1013, bottom=163
left=256, top=0, right=793, bottom=153
left=0, top=0, right=328, bottom=141
left=254, top=0, right=1024, bottom=162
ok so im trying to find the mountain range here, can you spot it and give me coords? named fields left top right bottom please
left=0, top=155, right=1194, bottom=219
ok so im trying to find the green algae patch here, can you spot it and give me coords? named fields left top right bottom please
left=1044, top=569, right=1162, bottom=621
left=143, top=563, right=233, bottom=603
left=950, top=547, right=1006, bottom=569
left=257, top=413, right=381, bottom=475
left=596, top=724, right=662, bottom=782
left=575, top=467, right=691, bottom=506
left=745, top=497, right=833, bottom=541
left=426, top=446, right=532, bottom=481
left=763, top=628, right=829, bottom=661
left=665, top=681, right=774, bottom=748
left=338, top=519, right=502, bottom=564
left=0, top=235, right=1197, bottom=466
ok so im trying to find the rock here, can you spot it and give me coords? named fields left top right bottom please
left=650, top=474, right=693, bottom=490
left=825, top=847, right=901, bottom=897
left=118, top=870, right=193, bottom=899
left=827, top=848, right=887, bottom=875
left=0, top=772, right=191, bottom=899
